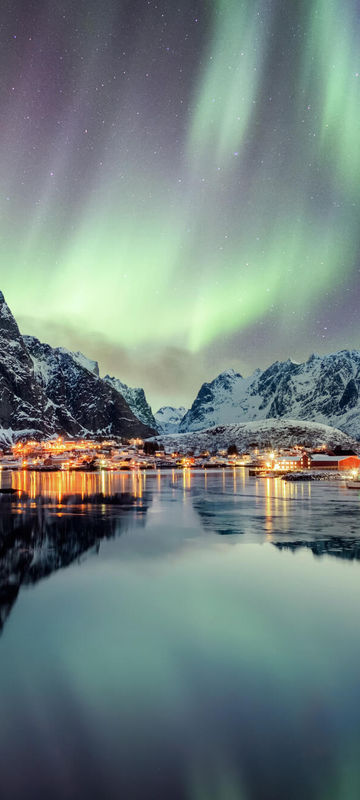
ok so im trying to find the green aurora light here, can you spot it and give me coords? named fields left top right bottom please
left=0, top=0, right=359, bottom=404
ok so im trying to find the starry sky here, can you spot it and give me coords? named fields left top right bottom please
left=1, top=0, right=360, bottom=409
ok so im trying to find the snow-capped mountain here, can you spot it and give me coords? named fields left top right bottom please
left=0, top=290, right=156, bottom=443
left=104, top=375, right=157, bottom=429
left=24, top=336, right=156, bottom=440
left=179, top=355, right=360, bottom=439
left=155, top=406, right=188, bottom=434
left=154, top=419, right=358, bottom=456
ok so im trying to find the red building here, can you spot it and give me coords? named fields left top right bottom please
left=310, top=455, right=360, bottom=470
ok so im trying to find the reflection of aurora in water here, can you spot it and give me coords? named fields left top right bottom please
left=1, top=470, right=360, bottom=798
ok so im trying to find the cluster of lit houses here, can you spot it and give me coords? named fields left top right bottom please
left=0, top=437, right=359, bottom=474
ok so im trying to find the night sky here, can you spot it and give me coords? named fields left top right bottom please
left=1, top=0, right=359, bottom=408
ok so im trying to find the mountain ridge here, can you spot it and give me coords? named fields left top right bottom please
left=104, top=374, right=157, bottom=429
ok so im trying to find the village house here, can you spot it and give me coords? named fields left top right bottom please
left=262, top=452, right=311, bottom=471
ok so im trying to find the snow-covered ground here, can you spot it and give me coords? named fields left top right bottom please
left=284, top=471, right=346, bottom=481
left=150, top=418, right=359, bottom=455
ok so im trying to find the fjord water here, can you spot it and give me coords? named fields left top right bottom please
left=1, top=470, right=360, bottom=800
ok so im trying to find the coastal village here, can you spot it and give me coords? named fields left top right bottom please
left=0, top=436, right=359, bottom=479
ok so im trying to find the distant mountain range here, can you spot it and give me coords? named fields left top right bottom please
left=179, top=357, right=360, bottom=439
left=1, top=288, right=360, bottom=443
left=154, top=406, right=187, bottom=434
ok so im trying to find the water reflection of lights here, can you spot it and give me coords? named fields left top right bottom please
left=8, top=468, right=314, bottom=518
left=265, top=478, right=273, bottom=536
left=11, top=470, right=124, bottom=501
left=9, top=469, right=153, bottom=508
left=262, top=475, right=302, bottom=537
left=273, top=478, right=280, bottom=518
left=182, top=468, right=191, bottom=494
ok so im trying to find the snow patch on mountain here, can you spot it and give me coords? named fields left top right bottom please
left=59, top=349, right=99, bottom=376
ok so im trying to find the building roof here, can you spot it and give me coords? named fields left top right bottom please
left=310, top=454, right=347, bottom=462
left=276, top=456, right=302, bottom=462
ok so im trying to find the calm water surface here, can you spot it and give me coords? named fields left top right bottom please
left=1, top=469, right=360, bottom=800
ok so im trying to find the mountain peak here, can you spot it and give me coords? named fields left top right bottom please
left=59, top=348, right=99, bottom=377
left=218, top=367, right=242, bottom=379
left=0, top=290, right=26, bottom=340
left=220, top=367, right=236, bottom=376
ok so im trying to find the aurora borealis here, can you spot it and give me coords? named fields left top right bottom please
left=1, top=0, right=360, bottom=407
